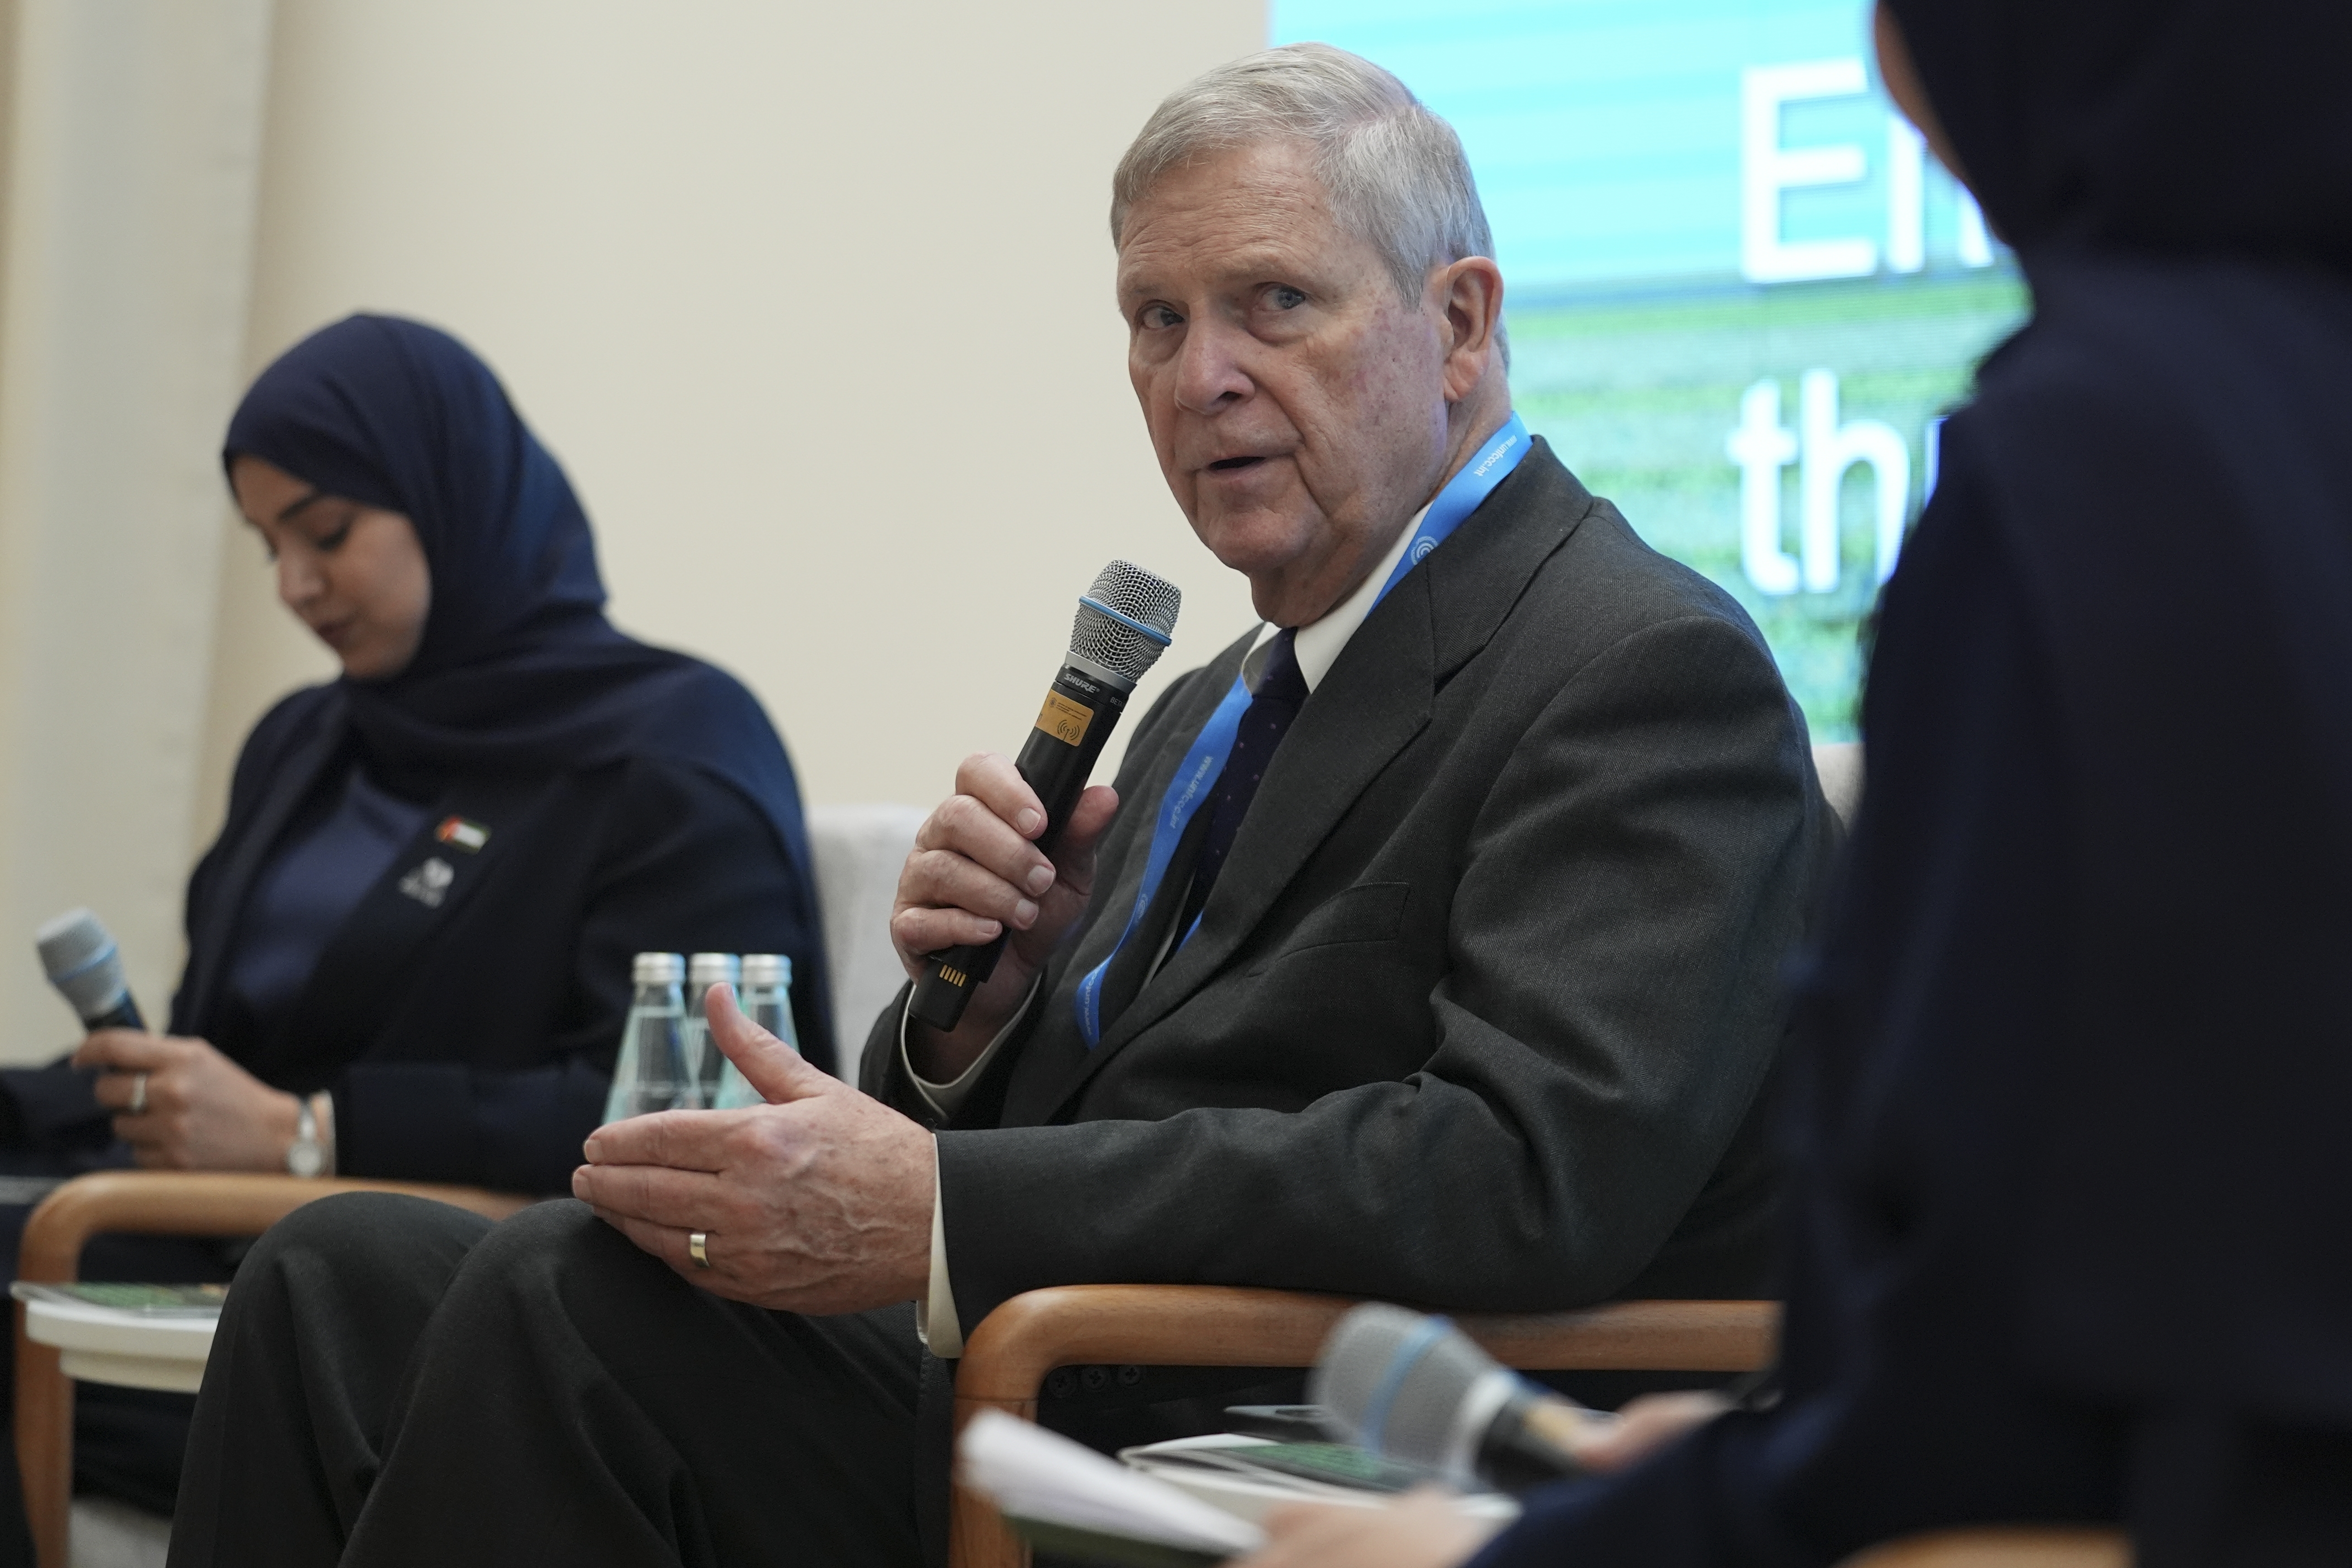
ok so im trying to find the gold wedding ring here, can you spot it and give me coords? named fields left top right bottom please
left=688, top=1231, right=712, bottom=1269
left=128, top=1073, right=148, bottom=1116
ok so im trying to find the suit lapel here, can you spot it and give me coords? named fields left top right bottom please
left=1032, top=441, right=1597, bottom=1111
left=1419, top=442, right=1597, bottom=685
left=1096, top=575, right=1438, bottom=1053
left=246, top=776, right=539, bottom=1085
left=178, top=700, right=350, bottom=1035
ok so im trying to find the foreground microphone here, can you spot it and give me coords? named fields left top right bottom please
left=1310, top=1303, right=1613, bottom=1493
left=910, top=560, right=1182, bottom=1032
left=35, top=908, right=146, bottom=1033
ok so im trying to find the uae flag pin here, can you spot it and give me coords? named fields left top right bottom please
left=435, top=816, right=491, bottom=853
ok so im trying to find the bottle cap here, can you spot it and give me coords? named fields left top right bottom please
left=687, top=952, right=742, bottom=985
left=740, top=953, right=793, bottom=986
left=631, top=952, right=685, bottom=985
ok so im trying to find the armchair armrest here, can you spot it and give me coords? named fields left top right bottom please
left=950, top=1287, right=1776, bottom=1568
left=14, top=1171, right=532, bottom=1568
left=1840, top=1529, right=2129, bottom=1567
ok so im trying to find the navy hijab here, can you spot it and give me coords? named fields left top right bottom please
left=223, top=314, right=817, bottom=889
left=1885, top=0, right=2352, bottom=268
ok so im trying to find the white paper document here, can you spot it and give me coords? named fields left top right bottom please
left=957, top=1410, right=1268, bottom=1562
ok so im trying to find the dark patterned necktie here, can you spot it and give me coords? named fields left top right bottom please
left=1176, top=629, right=1308, bottom=936
left=1090, top=630, right=1309, bottom=1037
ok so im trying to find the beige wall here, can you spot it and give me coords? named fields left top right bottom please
left=0, top=0, right=1270, bottom=1067
left=0, top=0, right=1266, bottom=1059
left=0, top=0, right=273, bottom=1059
left=201, top=0, right=1269, bottom=849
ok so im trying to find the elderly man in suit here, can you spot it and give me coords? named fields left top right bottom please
left=168, top=43, right=1832, bottom=1568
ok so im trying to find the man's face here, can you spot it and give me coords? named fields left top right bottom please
left=1118, top=140, right=1456, bottom=627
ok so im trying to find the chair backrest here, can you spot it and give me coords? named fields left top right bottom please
left=1813, top=740, right=1864, bottom=829
left=806, top=803, right=927, bottom=1085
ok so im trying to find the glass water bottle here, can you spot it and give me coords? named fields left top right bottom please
left=712, top=952, right=798, bottom=1110
left=683, top=952, right=742, bottom=1108
left=603, top=952, right=689, bottom=1124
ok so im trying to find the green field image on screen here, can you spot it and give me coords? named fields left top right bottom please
left=1513, top=268, right=2026, bottom=738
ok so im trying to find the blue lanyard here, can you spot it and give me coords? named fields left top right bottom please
left=1072, top=414, right=1531, bottom=1047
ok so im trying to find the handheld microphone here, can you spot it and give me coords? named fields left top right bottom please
left=35, top=908, right=146, bottom=1033
left=909, top=560, right=1181, bottom=1032
left=1309, top=1303, right=1613, bottom=1494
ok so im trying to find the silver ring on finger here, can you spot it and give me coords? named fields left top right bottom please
left=128, top=1073, right=148, bottom=1116
left=688, top=1231, right=712, bottom=1270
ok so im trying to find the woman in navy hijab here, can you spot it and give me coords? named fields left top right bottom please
left=1244, top=0, right=2352, bottom=1563
left=7, top=313, right=831, bottom=1194
left=0, top=314, right=832, bottom=1540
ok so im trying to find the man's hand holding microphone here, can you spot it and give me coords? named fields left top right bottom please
left=891, top=758, right=1120, bottom=1081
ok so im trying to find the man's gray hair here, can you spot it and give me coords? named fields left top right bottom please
left=1112, top=43, right=1502, bottom=325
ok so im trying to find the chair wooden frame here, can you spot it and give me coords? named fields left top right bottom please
left=947, top=1287, right=1777, bottom=1568
left=1842, top=1531, right=2129, bottom=1568
left=945, top=1288, right=2128, bottom=1568
left=12, top=1170, right=530, bottom=1568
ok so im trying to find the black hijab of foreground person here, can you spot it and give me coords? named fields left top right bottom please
left=222, top=313, right=819, bottom=902
left=1884, top=0, right=2352, bottom=265
left=1873, top=0, right=2352, bottom=1423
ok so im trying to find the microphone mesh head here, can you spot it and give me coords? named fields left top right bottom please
left=1309, top=1303, right=1505, bottom=1470
left=35, top=907, right=129, bottom=1020
left=1068, top=560, right=1181, bottom=686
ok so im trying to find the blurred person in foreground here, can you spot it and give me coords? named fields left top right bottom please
left=1240, top=1, right=2352, bottom=1565
left=167, top=46, right=1836, bottom=1568
left=0, top=315, right=829, bottom=1546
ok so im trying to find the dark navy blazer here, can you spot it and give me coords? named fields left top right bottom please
left=3, top=685, right=831, bottom=1196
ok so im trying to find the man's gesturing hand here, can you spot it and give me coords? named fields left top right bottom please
left=892, top=751, right=1120, bottom=1078
left=573, top=985, right=934, bottom=1314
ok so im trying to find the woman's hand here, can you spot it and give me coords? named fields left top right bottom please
left=1231, top=1394, right=1734, bottom=1568
left=1238, top=1490, right=1500, bottom=1568
left=71, top=1031, right=304, bottom=1171
left=1569, top=1390, right=1732, bottom=1473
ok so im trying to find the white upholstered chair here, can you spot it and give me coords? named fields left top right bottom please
left=1814, top=739, right=1864, bottom=827
left=806, top=802, right=927, bottom=1085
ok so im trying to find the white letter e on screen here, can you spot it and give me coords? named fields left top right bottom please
left=1741, top=59, right=1875, bottom=284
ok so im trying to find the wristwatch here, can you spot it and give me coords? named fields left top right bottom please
left=287, top=1096, right=327, bottom=1178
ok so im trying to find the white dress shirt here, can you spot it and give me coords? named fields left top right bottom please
left=907, top=508, right=1428, bottom=1355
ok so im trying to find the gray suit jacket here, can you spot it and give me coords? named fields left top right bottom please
left=864, top=440, right=1834, bottom=1334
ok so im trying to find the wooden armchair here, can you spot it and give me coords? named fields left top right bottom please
left=12, top=1170, right=531, bottom=1568
left=948, top=1287, right=1775, bottom=1568
left=947, top=1286, right=2128, bottom=1568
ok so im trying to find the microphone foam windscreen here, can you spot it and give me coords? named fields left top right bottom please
left=35, top=907, right=129, bottom=1020
left=1069, top=560, right=1181, bottom=684
left=1309, top=1303, right=1504, bottom=1470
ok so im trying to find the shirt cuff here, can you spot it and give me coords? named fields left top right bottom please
left=914, top=1146, right=964, bottom=1358
left=314, top=1091, right=338, bottom=1177
left=900, top=975, right=1042, bottom=1119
